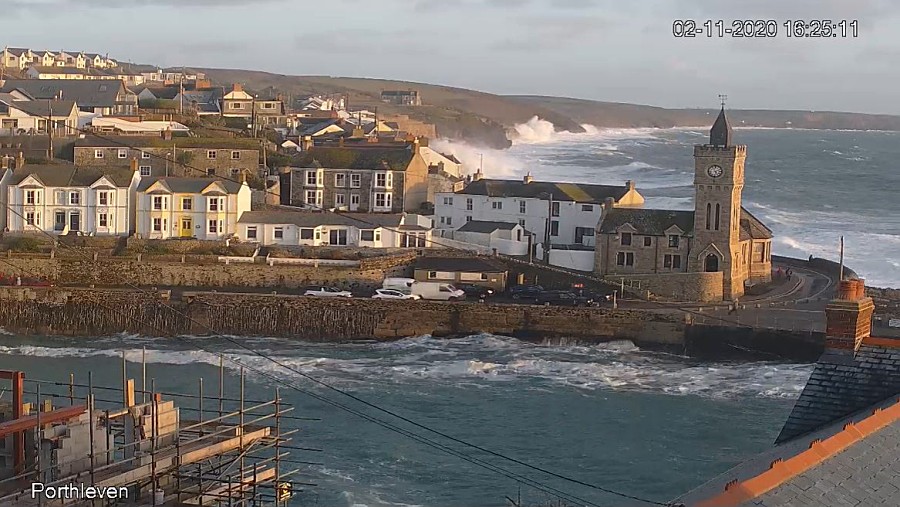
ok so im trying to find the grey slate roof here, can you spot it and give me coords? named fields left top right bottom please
left=4, top=99, right=76, bottom=118
left=710, top=106, right=734, bottom=147
left=414, top=257, right=507, bottom=273
left=599, top=208, right=695, bottom=236
left=9, top=165, right=134, bottom=187
left=136, top=177, right=243, bottom=194
left=237, top=211, right=403, bottom=229
left=776, top=339, right=900, bottom=444
left=678, top=396, right=900, bottom=507
left=460, top=178, right=630, bottom=204
left=456, top=220, right=519, bottom=234
left=0, top=79, right=128, bottom=108
left=740, top=208, right=773, bottom=241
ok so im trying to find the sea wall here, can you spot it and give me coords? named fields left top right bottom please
left=608, top=272, right=724, bottom=303
left=0, top=288, right=686, bottom=347
left=685, top=324, right=824, bottom=362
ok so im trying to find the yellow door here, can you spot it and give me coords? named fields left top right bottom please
left=181, top=218, right=193, bottom=237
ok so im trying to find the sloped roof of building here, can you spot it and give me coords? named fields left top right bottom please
left=237, top=211, right=404, bottom=228
left=5, top=48, right=31, bottom=57
left=740, top=208, right=773, bottom=241
left=74, top=135, right=261, bottom=150
left=775, top=336, right=900, bottom=444
left=139, top=86, right=180, bottom=100
left=28, top=66, right=85, bottom=76
left=296, top=146, right=415, bottom=171
left=136, top=177, right=243, bottom=194
left=599, top=208, right=696, bottom=236
left=456, top=220, right=519, bottom=234
left=678, top=396, right=900, bottom=507
left=414, top=257, right=507, bottom=273
left=9, top=164, right=135, bottom=187
left=460, top=178, right=631, bottom=203
left=0, top=79, right=127, bottom=107
left=5, top=99, right=76, bottom=117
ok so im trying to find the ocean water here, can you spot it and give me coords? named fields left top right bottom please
left=435, top=120, right=900, bottom=288
left=0, top=333, right=811, bottom=506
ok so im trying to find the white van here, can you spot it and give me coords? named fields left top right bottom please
left=382, top=277, right=416, bottom=294
left=410, top=282, right=466, bottom=301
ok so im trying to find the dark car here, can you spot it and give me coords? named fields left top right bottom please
left=457, top=284, right=495, bottom=299
left=508, top=284, right=544, bottom=300
left=534, top=290, right=596, bottom=307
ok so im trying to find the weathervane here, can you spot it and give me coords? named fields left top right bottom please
left=718, top=94, right=728, bottom=108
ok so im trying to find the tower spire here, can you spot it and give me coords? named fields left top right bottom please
left=709, top=95, right=733, bottom=147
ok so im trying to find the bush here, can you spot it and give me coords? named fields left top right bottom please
left=5, top=237, right=42, bottom=252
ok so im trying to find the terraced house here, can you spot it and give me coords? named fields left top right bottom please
left=0, top=162, right=139, bottom=236
left=135, top=177, right=251, bottom=240
left=285, top=141, right=433, bottom=213
left=74, top=135, right=261, bottom=178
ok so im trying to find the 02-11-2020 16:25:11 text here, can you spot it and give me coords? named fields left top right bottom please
left=672, top=19, right=858, bottom=38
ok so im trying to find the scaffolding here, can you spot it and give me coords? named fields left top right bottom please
left=0, top=351, right=301, bottom=506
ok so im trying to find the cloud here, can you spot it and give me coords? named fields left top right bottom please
left=294, top=30, right=445, bottom=57
left=489, top=14, right=606, bottom=51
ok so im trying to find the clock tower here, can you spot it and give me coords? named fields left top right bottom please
left=689, top=106, right=747, bottom=299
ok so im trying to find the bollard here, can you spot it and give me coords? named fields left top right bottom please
left=181, top=255, right=186, bottom=263
left=93, top=252, right=98, bottom=261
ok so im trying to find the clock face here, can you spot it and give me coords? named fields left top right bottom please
left=707, top=165, right=724, bottom=178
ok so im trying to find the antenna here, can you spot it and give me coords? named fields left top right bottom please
left=718, top=94, right=728, bottom=108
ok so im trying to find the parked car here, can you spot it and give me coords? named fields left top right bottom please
left=304, top=287, right=353, bottom=298
left=508, top=284, right=544, bottom=300
left=382, top=277, right=416, bottom=294
left=534, top=290, right=595, bottom=307
left=410, top=282, right=466, bottom=301
left=372, top=289, right=421, bottom=300
left=457, top=284, right=495, bottom=299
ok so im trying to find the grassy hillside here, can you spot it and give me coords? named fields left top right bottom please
left=197, top=69, right=900, bottom=147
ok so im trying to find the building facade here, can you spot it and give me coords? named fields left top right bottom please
left=74, top=136, right=261, bottom=179
left=594, top=108, right=773, bottom=301
left=236, top=211, right=432, bottom=247
left=0, top=164, right=139, bottom=236
left=135, top=177, right=250, bottom=240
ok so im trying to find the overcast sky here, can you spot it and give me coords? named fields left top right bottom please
left=6, top=0, right=897, bottom=113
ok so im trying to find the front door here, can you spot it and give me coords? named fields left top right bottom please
left=704, top=253, right=719, bottom=272
left=181, top=218, right=193, bottom=238
left=68, top=212, right=80, bottom=232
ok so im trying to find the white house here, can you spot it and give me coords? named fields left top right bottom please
left=1, top=164, right=139, bottom=236
left=434, top=173, right=645, bottom=252
left=135, top=177, right=251, bottom=240
left=236, top=211, right=432, bottom=248
left=419, top=147, right=463, bottom=178
left=448, top=220, right=529, bottom=256
left=0, top=99, right=79, bottom=136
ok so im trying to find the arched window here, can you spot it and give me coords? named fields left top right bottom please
left=715, top=204, right=721, bottom=231
left=706, top=203, right=712, bottom=230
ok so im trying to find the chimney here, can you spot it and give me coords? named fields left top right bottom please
left=412, top=137, right=420, bottom=154
left=0, top=154, right=11, bottom=170
left=626, top=180, right=635, bottom=191
left=824, top=278, right=875, bottom=354
left=161, top=128, right=172, bottom=141
left=16, top=151, right=25, bottom=170
left=301, top=136, right=313, bottom=151
left=130, top=158, right=139, bottom=174
left=233, top=83, right=243, bottom=93
left=473, top=168, right=484, bottom=181
left=523, top=172, right=533, bottom=184
left=603, top=197, right=616, bottom=212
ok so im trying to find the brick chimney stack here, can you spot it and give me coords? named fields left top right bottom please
left=233, top=83, right=243, bottom=93
left=524, top=172, right=534, bottom=184
left=824, top=278, right=875, bottom=354
left=130, top=158, right=139, bottom=174
left=15, top=151, right=25, bottom=170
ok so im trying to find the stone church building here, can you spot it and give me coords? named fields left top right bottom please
left=594, top=108, right=773, bottom=302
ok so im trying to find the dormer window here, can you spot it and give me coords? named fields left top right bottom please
left=668, top=235, right=680, bottom=248
left=620, top=232, right=632, bottom=246
left=98, top=191, right=109, bottom=206
left=231, top=151, right=241, bottom=160
left=207, top=150, right=217, bottom=160
left=94, top=149, right=104, bottom=159
left=25, top=190, right=39, bottom=205
left=117, top=149, right=127, bottom=159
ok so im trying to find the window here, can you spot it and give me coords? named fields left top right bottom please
left=519, top=201, right=526, bottom=214
left=231, top=168, right=242, bottom=176
left=246, top=226, right=257, bottom=240
left=335, top=193, right=346, bottom=206
left=335, top=173, right=346, bottom=187
left=182, top=197, right=192, bottom=210
left=306, top=170, right=318, bottom=186
left=69, top=192, right=80, bottom=205
left=329, top=229, right=348, bottom=245
left=350, top=173, right=361, bottom=188
left=98, top=191, right=108, bottom=206
left=446, top=217, right=452, bottom=226
left=551, top=201, right=560, bottom=217
left=152, top=196, right=165, bottom=210
left=206, top=168, right=215, bottom=176
left=25, top=190, right=38, bottom=205
left=361, top=230, right=375, bottom=241
left=443, top=196, right=453, bottom=206
left=231, top=151, right=241, bottom=160
left=582, top=204, right=594, bottom=212
left=274, top=227, right=284, bottom=239
left=94, top=149, right=103, bottom=159
left=300, top=228, right=314, bottom=240
left=208, top=220, right=219, bottom=233
left=550, top=220, right=559, bottom=236
left=621, top=232, right=632, bottom=246
left=668, top=235, right=680, bottom=248
left=141, top=151, right=150, bottom=159
left=139, top=166, right=151, bottom=176
left=54, top=212, right=65, bottom=231
left=715, top=203, right=721, bottom=231
left=664, top=254, right=682, bottom=269
left=232, top=102, right=244, bottom=110
left=466, top=198, right=473, bottom=211
left=519, top=219, right=526, bottom=227
left=375, top=172, right=392, bottom=188
left=117, top=148, right=127, bottom=159
left=466, top=216, right=473, bottom=222
left=209, top=198, right=222, bottom=212
left=98, top=213, right=108, bottom=227
left=374, top=192, right=392, bottom=209
left=350, top=194, right=360, bottom=208
left=55, top=191, right=66, bottom=205
left=643, top=236, right=652, bottom=247
left=207, top=150, right=217, bottom=160
left=492, top=201, right=503, bottom=210
left=152, top=218, right=162, bottom=231
left=305, top=190, right=321, bottom=206
left=754, top=243, right=765, bottom=262
left=616, top=252, right=635, bottom=267
left=25, top=212, right=36, bottom=226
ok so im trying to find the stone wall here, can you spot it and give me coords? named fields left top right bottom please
left=611, top=271, right=724, bottom=303
left=0, top=288, right=686, bottom=349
